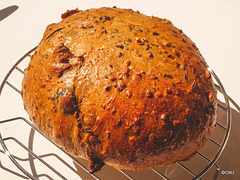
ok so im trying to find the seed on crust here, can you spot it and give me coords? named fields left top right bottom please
left=205, top=70, right=211, bottom=79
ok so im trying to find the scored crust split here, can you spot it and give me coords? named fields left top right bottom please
left=21, top=7, right=217, bottom=173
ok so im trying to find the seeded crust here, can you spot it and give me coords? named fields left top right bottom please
left=21, top=7, right=217, bottom=172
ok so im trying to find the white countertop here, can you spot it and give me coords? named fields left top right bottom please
left=0, top=1, right=240, bottom=179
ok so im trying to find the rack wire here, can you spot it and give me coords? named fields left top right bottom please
left=0, top=47, right=232, bottom=180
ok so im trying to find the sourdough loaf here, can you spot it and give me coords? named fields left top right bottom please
left=21, top=7, right=217, bottom=173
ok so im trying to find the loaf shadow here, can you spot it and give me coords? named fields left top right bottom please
left=0, top=5, right=18, bottom=21
left=215, top=99, right=240, bottom=180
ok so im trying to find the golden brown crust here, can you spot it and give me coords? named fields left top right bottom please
left=21, top=7, right=217, bottom=172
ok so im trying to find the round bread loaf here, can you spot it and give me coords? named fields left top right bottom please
left=21, top=7, right=217, bottom=173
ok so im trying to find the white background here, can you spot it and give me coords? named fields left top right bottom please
left=0, top=1, right=240, bottom=179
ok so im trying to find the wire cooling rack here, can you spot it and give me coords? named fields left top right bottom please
left=0, top=47, right=232, bottom=180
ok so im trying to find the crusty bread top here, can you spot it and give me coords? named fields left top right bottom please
left=22, top=7, right=217, bottom=172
